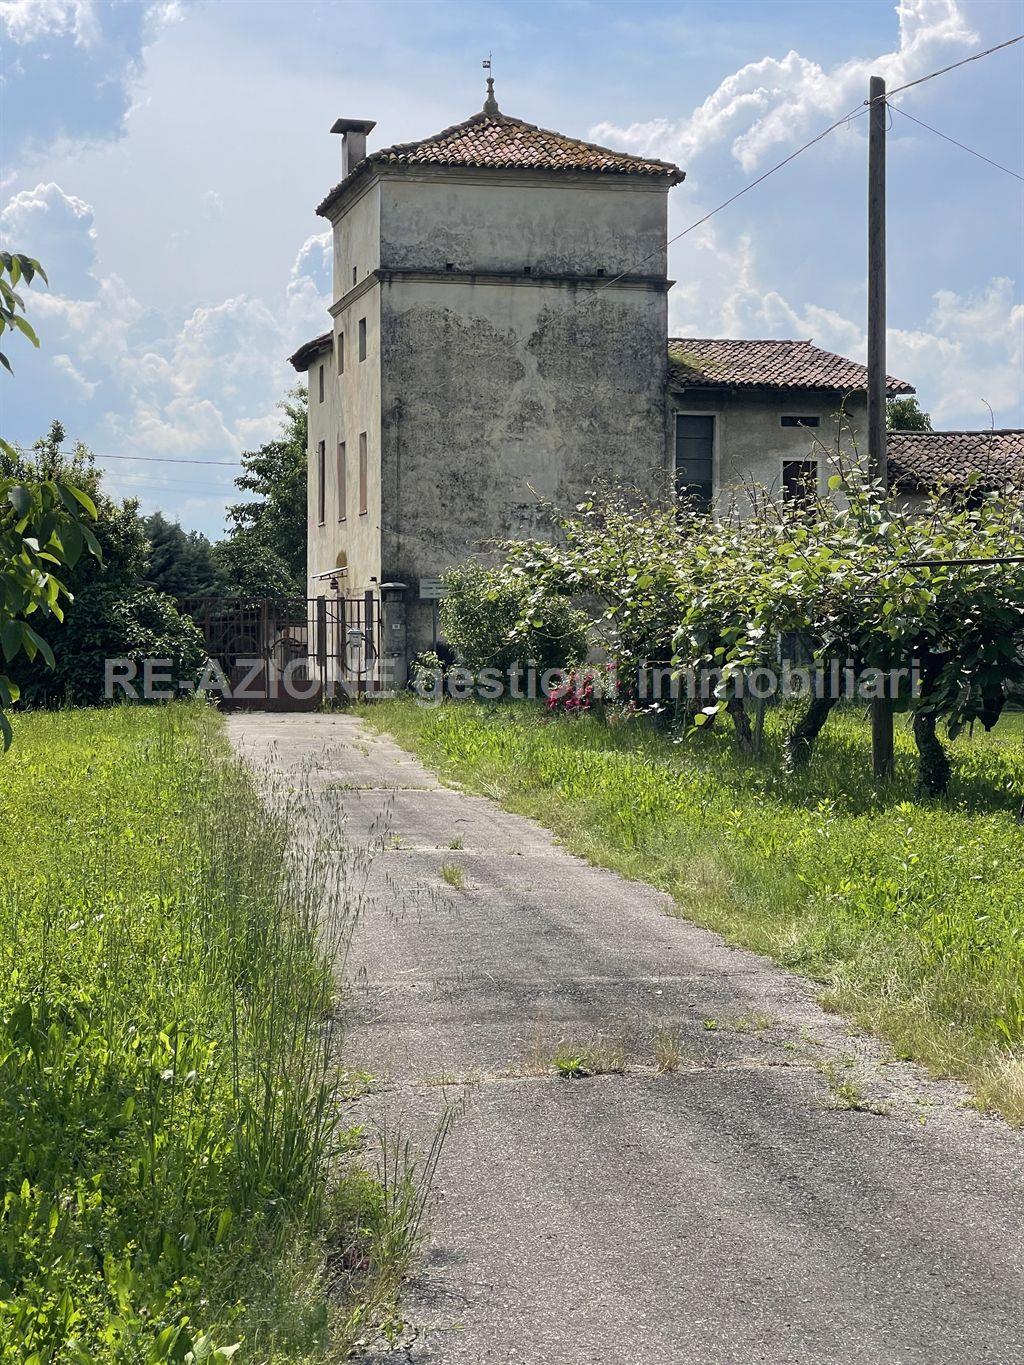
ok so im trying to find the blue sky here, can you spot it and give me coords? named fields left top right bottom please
left=2, top=0, right=1021, bottom=536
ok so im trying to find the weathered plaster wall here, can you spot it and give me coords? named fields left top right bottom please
left=668, top=389, right=869, bottom=512
left=305, top=346, right=338, bottom=592
left=331, top=182, right=380, bottom=301
left=305, top=281, right=383, bottom=601
left=379, top=275, right=669, bottom=654
left=379, top=170, right=667, bottom=276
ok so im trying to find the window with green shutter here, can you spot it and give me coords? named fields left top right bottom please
left=675, top=414, right=715, bottom=510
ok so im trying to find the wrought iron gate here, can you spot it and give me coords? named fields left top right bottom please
left=179, top=594, right=382, bottom=709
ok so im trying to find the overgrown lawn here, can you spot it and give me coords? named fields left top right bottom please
left=366, top=699, right=1024, bottom=1122
left=0, top=704, right=397, bottom=1363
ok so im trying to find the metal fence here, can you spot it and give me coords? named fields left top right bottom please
left=178, top=594, right=382, bottom=708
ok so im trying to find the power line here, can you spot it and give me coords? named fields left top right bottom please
left=889, top=104, right=1024, bottom=182
left=588, top=32, right=1024, bottom=299
left=878, top=33, right=1024, bottom=102
left=11, top=443, right=242, bottom=467
left=590, top=105, right=869, bottom=296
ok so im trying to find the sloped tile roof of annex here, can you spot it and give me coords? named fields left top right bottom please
left=888, top=428, right=1024, bottom=492
left=317, top=110, right=684, bottom=217
left=288, top=332, right=332, bottom=371
left=668, top=337, right=914, bottom=397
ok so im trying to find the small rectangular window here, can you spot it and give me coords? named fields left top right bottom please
left=337, top=331, right=344, bottom=374
left=358, top=317, right=367, bottom=362
left=675, top=414, right=714, bottom=511
left=781, top=414, right=820, bottom=427
left=337, top=441, right=346, bottom=521
left=352, top=266, right=357, bottom=286
left=358, top=432, right=368, bottom=515
left=318, top=363, right=324, bottom=403
left=317, top=440, right=326, bottom=524
left=782, top=459, right=819, bottom=503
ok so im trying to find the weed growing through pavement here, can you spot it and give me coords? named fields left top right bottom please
left=652, top=1028, right=687, bottom=1073
left=548, top=1035, right=627, bottom=1079
left=440, top=861, right=467, bottom=889
left=820, top=1058, right=890, bottom=1114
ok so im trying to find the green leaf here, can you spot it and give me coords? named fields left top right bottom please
left=10, top=313, right=39, bottom=346
left=23, top=625, right=55, bottom=669
left=1, top=620, right=24, bottom=663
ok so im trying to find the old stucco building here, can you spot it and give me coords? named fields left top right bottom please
left=289, top=83, right=916, bottom=674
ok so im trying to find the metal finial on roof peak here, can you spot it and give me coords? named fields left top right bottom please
left=482, top=62, right=499, bottom=115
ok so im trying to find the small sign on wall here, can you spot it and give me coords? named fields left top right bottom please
left=419, top=577, right=448, bottom=600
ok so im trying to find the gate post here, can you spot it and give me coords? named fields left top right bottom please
left=379, top=582, right=409, bottom=692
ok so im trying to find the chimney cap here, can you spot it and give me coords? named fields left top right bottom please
left=330, top=117, right=377, bottom=135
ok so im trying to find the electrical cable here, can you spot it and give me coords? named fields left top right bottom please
left=877, top=33, right=1024, bottom=102
left=11, top=443, right=242, bottom=467
left=889, top=103, right=1024, bottom=181
left=586, top=33, right=1024, bottom=299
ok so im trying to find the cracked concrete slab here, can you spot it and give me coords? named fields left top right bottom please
left=227, top=711, right=1024, bottom=1365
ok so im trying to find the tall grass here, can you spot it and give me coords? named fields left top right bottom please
left=367, top=699, right=1024, bottom=1122
left=0, top=704, right=398, bottom=1362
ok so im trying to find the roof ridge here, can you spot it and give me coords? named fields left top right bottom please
left=669, top=336, right=813, bottom=345
left=373, top=108, right=682, bottom=174
left=891, top=428, right=1024, bottom=436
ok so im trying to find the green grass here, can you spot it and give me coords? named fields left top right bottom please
left=364, top=699, right=1024, bottom=1123
left=0, top=704, right=415, bottom=1363
left=439, top=861, right=467, bottom=890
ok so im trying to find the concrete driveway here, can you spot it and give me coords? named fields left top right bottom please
left=227, top=711, right=1024, bottom=1365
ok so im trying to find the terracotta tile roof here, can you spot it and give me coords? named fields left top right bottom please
left=317, top=111, right=683, bottom=216
left=668, top=337, right=914, bottom=397
left=888, top=429, right=1024, bottom=492
left=288, top=331, right=332, bottom=371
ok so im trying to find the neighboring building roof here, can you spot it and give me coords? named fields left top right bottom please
left=888, top=429, right=1024, bottom=492
left=288, top=331, right=332, bottom=371
left=668, top=337, right=914, bottom=397
left=317, top=107, right=684, bottom=217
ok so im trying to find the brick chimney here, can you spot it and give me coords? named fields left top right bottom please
left=330, top=118, right=376, bottom=179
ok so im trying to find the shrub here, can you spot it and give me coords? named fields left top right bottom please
left=492, top=468, right=1024, bottom=793
left=439, top=562, right=588, bottom=673
left=19, top=587, right=207, bottom=705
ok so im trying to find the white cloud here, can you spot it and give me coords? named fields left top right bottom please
left=0, top=0, right=99, bottom=47
left=3, top=178, right=330, bottom=464
left=889, top=278, right=1024, bottom=426
left=592, top=0, right=977, bottom=172
left=286, top=231, right=332, bottom=333
left=668, top=229, right=1022, bottom=427
left=0, top=180, right=97, bottom=294
left=52, top=351, right=97, bottom=397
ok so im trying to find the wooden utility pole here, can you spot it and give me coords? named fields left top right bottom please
left=867, top=74, right=888, bottom=488
left=868, top=73, right=895, bottom=779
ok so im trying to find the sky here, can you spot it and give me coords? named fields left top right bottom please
left=1, top=0, right=1022, bottom=537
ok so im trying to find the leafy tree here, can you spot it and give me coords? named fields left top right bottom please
left=213, top=532, right=299, bottom=600
left=1, top=256, right=100, bottom=745
left=22, top=422, right=148, bottom=587
left=223, top=388, right=307, bottom=591
left=7, top=423, right=204, bottom=705
left=144, top=511, right=226, bottom=598
left=887, top=396, right=932, bottom=431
